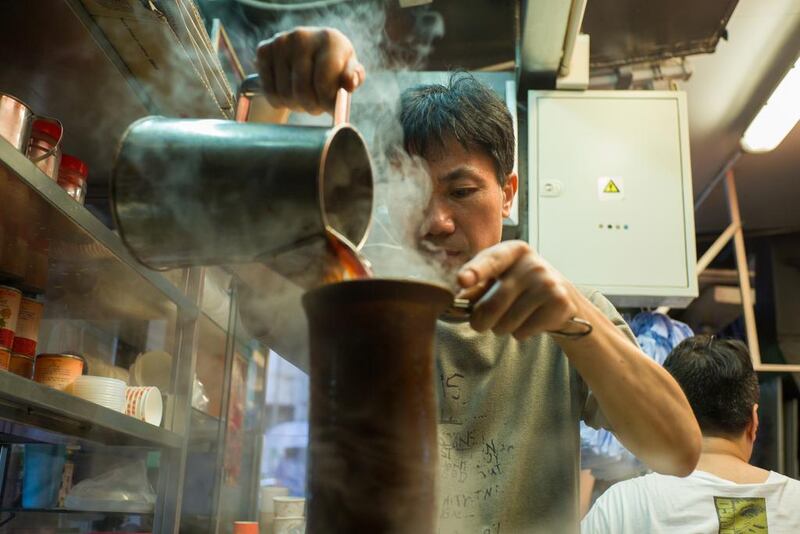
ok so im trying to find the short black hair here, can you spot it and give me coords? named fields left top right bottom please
left=399, top=73, right=515, bottom=184
left=664, top=335, right=759, bottom=438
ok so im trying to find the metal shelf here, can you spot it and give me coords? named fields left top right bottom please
left=0, top=371, right=181, bottom=448
left=191, top=407, right=220, bottom=426
left=0, top=1, right=231, bottom=200
left=0, top=2, right=246, bottom=532
left=0, top=507, right=153, bottom=516
left=0, top=138, right=198, bottom=322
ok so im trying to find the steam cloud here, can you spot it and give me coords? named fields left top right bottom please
left=255, top=0, right=455, bottom=289
left=228, top=1, right=457, bottom=371
left=233, top=6, right=451, bottom=528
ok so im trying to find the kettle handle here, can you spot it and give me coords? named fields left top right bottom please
left=237, top=74, right=351, bottom=125
left=333, top=88, right=351, bottom=126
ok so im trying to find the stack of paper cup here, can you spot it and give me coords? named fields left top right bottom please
left=259, top=486, right=289, bottom=534
left=125, top=386, right=163, bottom=426
left=272, top=497, right=305, bottom=534
left=71, top=376, right=126, bottom=413
left=272, top=516, right=304, bottom=534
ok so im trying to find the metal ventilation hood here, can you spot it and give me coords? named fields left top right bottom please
left=582, top=0, right=739, bottom=70
left=518, top=0, right=739, bottom=88
left=219, top=0, right=740, bottom=87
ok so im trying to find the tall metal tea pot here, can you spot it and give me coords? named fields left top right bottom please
left=111, top=75, right=373, bottom=288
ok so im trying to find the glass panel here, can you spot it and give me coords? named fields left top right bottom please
left=0, top=444, right=159, bottom=532
left=201, top=267, right=232, bottom=334
left=195, top=314, right=229, bottom=420
left=216, top=340, right=268, bottom=531
left=0, top=143, right=183, bottom=532
left=261, top=352, right=309, bottom=495
left=0, top=160, right=183, bottom=395
left=257, top=350, right=309, bottom=529
left=184, top=287, right=270, bottom=533
left=181, top=313, right=228, bottom=533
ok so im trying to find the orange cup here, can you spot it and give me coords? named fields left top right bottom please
left=233, top=522, right=259, bottom=534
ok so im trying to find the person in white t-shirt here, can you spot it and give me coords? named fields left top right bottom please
left=582, top=335, right=800, bottom=533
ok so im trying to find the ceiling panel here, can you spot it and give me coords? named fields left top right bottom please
left=682, top=0, right=800, bottom=233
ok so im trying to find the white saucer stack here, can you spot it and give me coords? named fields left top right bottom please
left=71, top=376, right=126, bottom=413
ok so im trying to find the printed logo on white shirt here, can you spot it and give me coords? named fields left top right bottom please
left=713, top=496, right=768, bottom=533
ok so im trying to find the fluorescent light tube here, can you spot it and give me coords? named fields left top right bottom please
left=740, top=57, right=800, bottom=153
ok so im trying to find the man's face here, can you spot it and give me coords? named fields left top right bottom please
left=419, top=137, right=518, bottom=269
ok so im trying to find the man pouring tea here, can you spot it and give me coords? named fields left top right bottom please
left=248, top=27, right=701, bottom=533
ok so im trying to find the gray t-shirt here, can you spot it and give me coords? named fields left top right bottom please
left=435, top=288, right=636, bottom=534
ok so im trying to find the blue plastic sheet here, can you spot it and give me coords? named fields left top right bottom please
left=580, top=312, right=693, bottom=480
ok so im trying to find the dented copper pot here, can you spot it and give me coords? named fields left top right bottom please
left=302, top=279, right=453, bottom=533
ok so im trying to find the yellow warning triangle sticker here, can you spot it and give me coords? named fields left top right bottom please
left=603, top=179, right=621, bottom=193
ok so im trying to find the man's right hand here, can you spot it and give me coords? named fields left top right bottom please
left=256, top=27, right=366, bottom=115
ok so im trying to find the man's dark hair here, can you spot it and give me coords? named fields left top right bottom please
left=664, top=335, right=759, bottom=438
left=399, top=73, right=515, bottom=184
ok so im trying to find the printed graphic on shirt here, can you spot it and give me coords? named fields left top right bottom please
left=714, top=496, right=768, bottom=534
left=437, top=372, right=514, bottom=534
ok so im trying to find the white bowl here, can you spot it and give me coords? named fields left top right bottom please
left=76, top=393, right=124, bottom=403
left=73, top=376, right=126, bottom=389
left=73, top=389, right=125, bottom=399
left=72, top=390, right=126, bottom=413
left=72, top=377, right=126, bottom=411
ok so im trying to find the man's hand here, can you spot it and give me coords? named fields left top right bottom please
left=256, top=27, right=366, bottom=115
left=457, top=240, right=578, bottom=340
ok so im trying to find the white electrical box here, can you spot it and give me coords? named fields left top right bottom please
left=527, top=90, right=698, bottom=307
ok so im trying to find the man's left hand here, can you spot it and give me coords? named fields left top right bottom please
left=457, top=240, right=578, bottom=339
